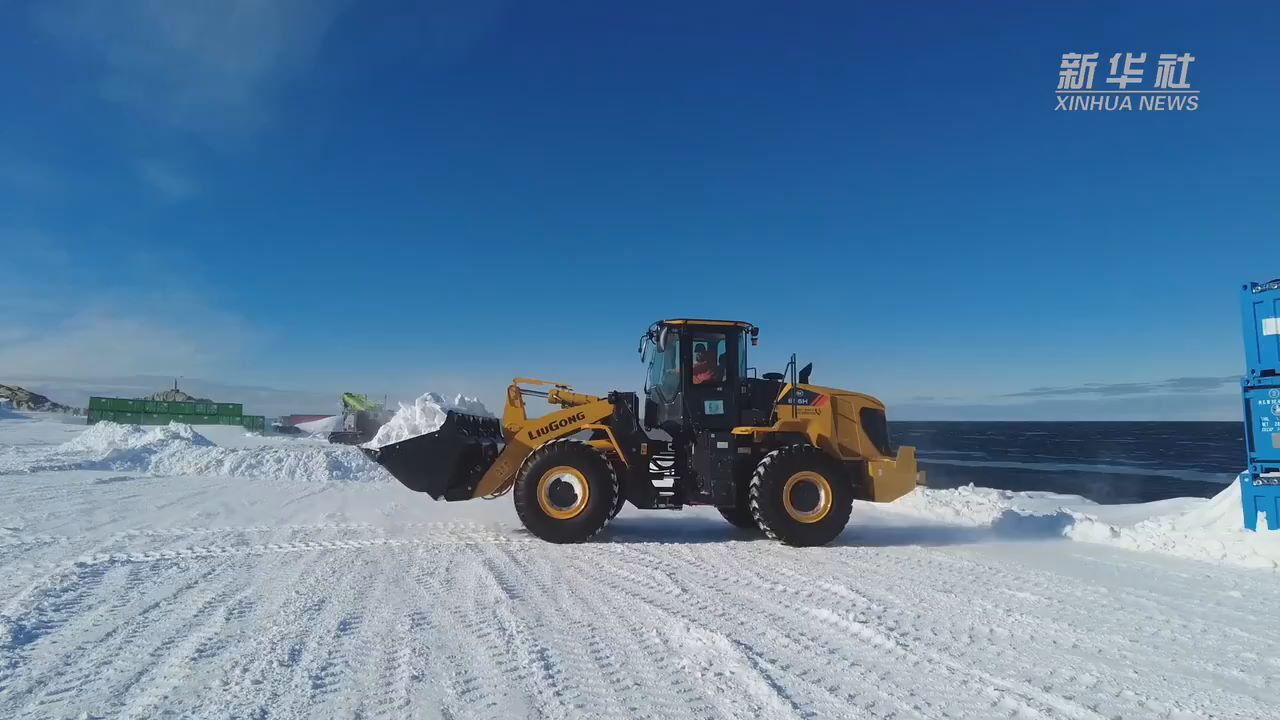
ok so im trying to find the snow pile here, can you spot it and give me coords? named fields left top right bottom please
left=3, top=421, right=391, bottom=484
left=365, top=392, right=493, bottom=448
left=889, top=484, right=1032, bottom=526
left=144, top=442, right=390, bottom=484
left=1067, top=478, right=1280, bottom=570
left=888, top=484, right=1077, bottom=540
left=64, top=421, right=215, bottom=453
left=891, top=478, right=1280, bottom=570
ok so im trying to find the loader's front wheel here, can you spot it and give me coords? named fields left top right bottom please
left=749, top=445, right=852, bottom=547
left=515, top=440, right=618, bottom=543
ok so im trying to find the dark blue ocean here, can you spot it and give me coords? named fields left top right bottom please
left=894, top=422, right=1244, bottom=504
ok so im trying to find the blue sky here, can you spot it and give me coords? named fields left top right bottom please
left=1, top=1, right=1276, bottom=419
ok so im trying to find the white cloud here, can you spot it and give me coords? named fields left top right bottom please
left=38, top=0, right=349, bottom=135
left=137, top=160, right=197, bottom=200
left=0, top=307, right=248, bottom=378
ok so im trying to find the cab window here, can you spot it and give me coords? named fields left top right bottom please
left=646, top=335, right=681, bottom=400
left=690, top=332, right=727, bottom=385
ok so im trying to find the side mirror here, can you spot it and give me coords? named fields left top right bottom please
left=798, top=363, right=813, bottom=384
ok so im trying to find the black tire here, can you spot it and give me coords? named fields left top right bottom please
left=608, top=457, right=628, bottom=519
left=749, top=445, right=853, bottom=547
left=514, top=439, right=618, bottom=543
left=717, top=504, right=759, bottom=530
left=717, top=473, right=762, bottom=531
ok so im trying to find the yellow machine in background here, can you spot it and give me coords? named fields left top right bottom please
left=365, top=319, right=922, bottom=546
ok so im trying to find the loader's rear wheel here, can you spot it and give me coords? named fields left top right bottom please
left=749, top=445, right=852, bottom=547
left=515, top=440, right=618, bottom=543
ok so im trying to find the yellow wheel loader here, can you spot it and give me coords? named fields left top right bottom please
left=364, top=319, right=922, bottom=546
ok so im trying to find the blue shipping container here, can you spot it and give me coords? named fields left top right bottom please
left=1241, top=279, right=1280, bottom=381
left=1242, top=381, right=1280, bottom=463
left=1242, top=472, right=1280, bottom=531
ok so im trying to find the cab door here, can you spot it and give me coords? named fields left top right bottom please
left=680, top=327, right=740, bottom=431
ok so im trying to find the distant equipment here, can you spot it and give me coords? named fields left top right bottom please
left=326, top=393, right=392, bottom=445
left=1240, top=279, right=1280, bottom=531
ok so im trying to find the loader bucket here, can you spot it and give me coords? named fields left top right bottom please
left=361, top=411, right=503, bottom=500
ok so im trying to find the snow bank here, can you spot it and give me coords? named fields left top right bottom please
left=890, top=478, right=1280, bottom=570
left=1067, top=479, right=1280, bottom=570
left=365, top=392, right=492, bottom=448
left=3, top=421, right=391, bottom=484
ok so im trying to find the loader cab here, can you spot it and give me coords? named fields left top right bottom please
left=642, top=319, right=754, bottom=436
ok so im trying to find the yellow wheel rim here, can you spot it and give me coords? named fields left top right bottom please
left=537, top=465, right=590, bottom=520
left=783, top=471, right=833, bottom=524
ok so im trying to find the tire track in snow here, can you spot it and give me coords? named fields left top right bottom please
left=208, top=550, right=341, bottom=719
left=425, top=543, right=542, bottom=718
left=3, top=556, right=239, bottom=717
left=739, top=549, right=1131, bottom=719
left=553, top=549, right=722, bottom=720
left=4, top=478, right=1277, bottom=720
left=751, top=546, right=1249, bottom=720
left=599, top=544, right=911, bottom=719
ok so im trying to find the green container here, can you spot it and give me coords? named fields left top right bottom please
left=110, top=398, right=144, bottom=413
left=217, top=403, right=243, bottom=417
left=222, top=415, right=241, bottom=426
left=142, top=413, right=166, bottom=425
left=241, top=415, right=265, bottom=432
left=87, top=408, right=106, bottom=423
left=113, top=411, right=142, bottom=425
left=88, top=397, right=111, bottom=411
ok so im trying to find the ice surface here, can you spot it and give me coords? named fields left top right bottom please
left=2, top=411, right=1280, bottom=719
left=364, top=392, right=492, bottom=448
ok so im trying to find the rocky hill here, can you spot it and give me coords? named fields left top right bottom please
left=0, top=384, right=74, bottom=413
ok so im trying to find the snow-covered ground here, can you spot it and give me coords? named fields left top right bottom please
left=1, top=413, right=1278, bottom=719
